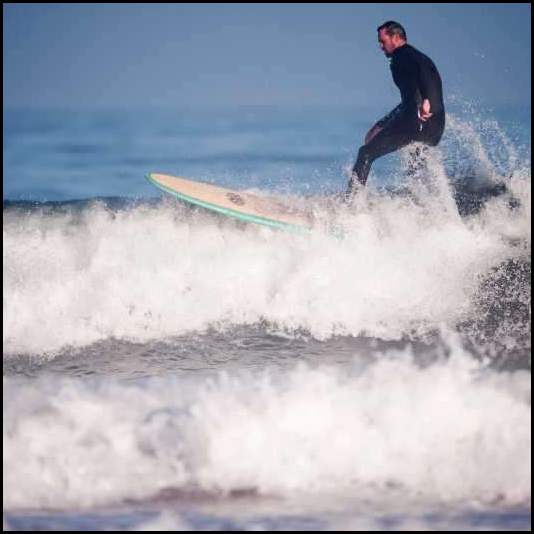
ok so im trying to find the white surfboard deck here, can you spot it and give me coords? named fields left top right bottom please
left=146, top=173, right=316, bottom=232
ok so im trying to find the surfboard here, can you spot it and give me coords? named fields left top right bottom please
left=146, top=172, right=315, bottom=233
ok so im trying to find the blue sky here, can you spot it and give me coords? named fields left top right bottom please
left=3, top=3, right=531, bottom=110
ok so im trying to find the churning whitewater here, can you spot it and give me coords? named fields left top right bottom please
left=3, top=166, right=530, bottom=356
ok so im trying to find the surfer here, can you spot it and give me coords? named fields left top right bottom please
left=346, top=21, right=445, bottom=199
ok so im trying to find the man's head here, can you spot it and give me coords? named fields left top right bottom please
left=377, top=21, right=407, bottom=57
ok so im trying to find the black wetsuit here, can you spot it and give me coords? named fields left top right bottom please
left=348, top=43, right=445, bottom=193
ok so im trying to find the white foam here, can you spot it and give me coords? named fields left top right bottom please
left=3, top=337, right=531, bottom=510
left=134, top=510, right=192, bottom=531
left=475, top=167, right=531, bottom=243
left=3, top=181, right=528, bottom=356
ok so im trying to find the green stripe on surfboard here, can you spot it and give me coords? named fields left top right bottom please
left=146, top=173, right=312, bottom=234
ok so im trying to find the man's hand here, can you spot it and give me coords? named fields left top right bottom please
left=418, top=99, right=433, bottom=121
left=364, top=124, right=383, bottom=145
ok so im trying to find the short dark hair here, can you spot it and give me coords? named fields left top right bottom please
left=377, top=21, right=407, bottom=40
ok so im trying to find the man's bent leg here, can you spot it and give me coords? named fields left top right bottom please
left=347, top=127, right=415, bottom=199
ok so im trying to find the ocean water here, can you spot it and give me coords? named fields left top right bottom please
left=3, top=105, right=531, bottom=531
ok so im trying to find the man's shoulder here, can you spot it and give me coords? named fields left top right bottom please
left=398, top=44, right=437, bottom=68
left=412, top=45, right=435, bottom=61
left=393, top=44, right=418, bottom=62
left=401, top=44, right=424, bottom=58
left=392, top=44, right=420, bottom=70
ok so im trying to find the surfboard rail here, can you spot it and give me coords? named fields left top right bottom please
left=146, top=172, right=314, bottom=233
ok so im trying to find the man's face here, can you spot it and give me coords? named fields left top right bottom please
left=378, top=29, right=403, bottom=57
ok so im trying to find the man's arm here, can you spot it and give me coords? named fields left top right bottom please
left=416, top=55, right=443, bottom=121
left=417, top=65, right=434, bottom=121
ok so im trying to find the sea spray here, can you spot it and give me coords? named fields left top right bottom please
left=3, top=334, right=530, bottom=509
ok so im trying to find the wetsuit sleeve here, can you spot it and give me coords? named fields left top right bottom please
left=418, top=67, right=432, bottom=101
left=416, top=58, right=444, bottom=114
left=393, top=56, right=420, bottom=116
